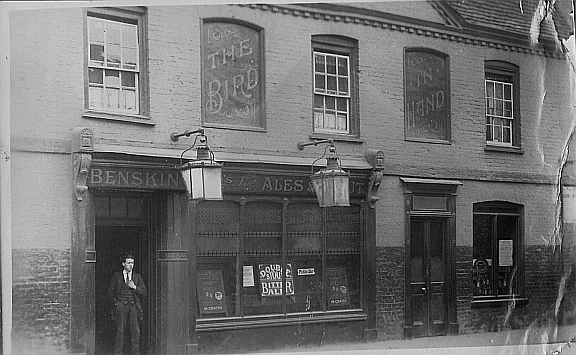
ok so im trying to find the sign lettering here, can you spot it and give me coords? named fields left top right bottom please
left=202, top=22, right=263, bottom=128
left=258, top=263, right=294, bottom=297
left=404, top=49, right=450, bottom=141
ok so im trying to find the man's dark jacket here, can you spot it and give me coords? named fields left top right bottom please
left=108, top=271, right=147, bottom=320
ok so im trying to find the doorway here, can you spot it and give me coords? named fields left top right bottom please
left=408, top=218, right=447, bottom=337
left=94, top=194, right=152, bottom=355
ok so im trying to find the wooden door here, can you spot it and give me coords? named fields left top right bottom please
left=409, top=219, right=447, bottom=337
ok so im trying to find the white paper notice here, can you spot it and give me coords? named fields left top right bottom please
left=499, top=240, right=513, bottom=267
left=243, top=265, right=255, bottom=287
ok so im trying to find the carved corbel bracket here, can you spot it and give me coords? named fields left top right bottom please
left=367, top=170, right=384, bottom=208
left=74, top=153, right=92, bottom=201
left=364, top=148, right=385, bottom=208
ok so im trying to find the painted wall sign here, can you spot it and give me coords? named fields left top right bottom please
left=258, top=263, right=294, bottom=297
left=404, top=48, right=450, bottom=141
left=327, top=267, right=350, bottom=308
left=88, top=165, right=367, bottom=198
left=88, top=166, right=184, bottom=190
left=222, top=172, right=367, bottom=198
left=197, top=270, right=228, bottom=316
left=202, top=21, right=264, bottom=129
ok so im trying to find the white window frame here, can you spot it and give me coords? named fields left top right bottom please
left=313, top=51, right=351, bottom=135
left=85, top=8, right=149, bottom=121
left=484, top=61, right=520, bottom=149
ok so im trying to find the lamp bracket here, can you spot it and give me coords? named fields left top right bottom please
left=170, top=128, right=205, bottom=142
left=297, top=139, right=333, bottom=150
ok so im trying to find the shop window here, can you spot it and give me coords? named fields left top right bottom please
left=473, top=202, right=523, bottom=298
left=312, top=35, right=359, bottom=137
left=196, top=200, right=362, bottom=319
left=86, top=8, right=149, bottom=119
left=485, top=61, right=520, bottom=149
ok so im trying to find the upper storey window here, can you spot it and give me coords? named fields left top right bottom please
left=485, top=61, right=520, bottom=148
left=312, top=35, right=359, bottom=137
left=86, top=8, right=148, bottom=119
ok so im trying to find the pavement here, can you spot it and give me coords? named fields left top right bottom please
left=250, top=325, right=576, bottom=355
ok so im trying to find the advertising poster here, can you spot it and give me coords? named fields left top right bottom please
left=197, top=270, right=228, bottom=316
left=258, top=262, right=294, bottom=297
left=327, top=267, right=350, bottom=308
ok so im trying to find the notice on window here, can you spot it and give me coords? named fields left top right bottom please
left=243, top=265, right=255, bottom=287
left=327, top=267, right=350, bottom=308
left=258, top=263, right=294, bottom=297
left=197, top=270, right=228, bottom=316
left=499, top=240, right=513, bottom=267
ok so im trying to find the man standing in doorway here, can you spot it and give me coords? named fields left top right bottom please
left=108, top=253, right=147, bottom=355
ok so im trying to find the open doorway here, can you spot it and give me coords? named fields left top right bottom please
left=94, top=193, right=152, bottom=355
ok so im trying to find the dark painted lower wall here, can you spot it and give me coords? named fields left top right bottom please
left=12, top=249, right=71, bottom=353
left=375, top=246, right=405, bottom=340
left=375, top=245, right=575, bottom=340
left=196, top=320, right=366, bottom=354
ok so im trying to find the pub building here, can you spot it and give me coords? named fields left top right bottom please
left=6, top=1, right=576, bottom=355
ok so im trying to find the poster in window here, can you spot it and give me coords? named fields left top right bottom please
left=258, top=263, right=294, bottom=297
left=404, top=48, right=450, bottom=141
left=499, top=240, right=513, bottom=267
left=202, top=21, right=264, bottom=129
left=197, top=270, right=228, bottom=316
left=326, top=267, right=350, bottom=308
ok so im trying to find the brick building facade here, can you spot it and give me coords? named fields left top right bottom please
left=4, top=1, right=575, bottom=354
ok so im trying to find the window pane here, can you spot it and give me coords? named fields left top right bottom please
left=106, top=22, right=122, bottom=45
left=473, top=214, right=493, bottom=296
left=337, top=57, right=348, bottom=76
left=89, top=19, right=105, bottom=43
left=486, top=99, right=494, bottom=115
left=123, top=47, right=138, bottom=70
left=495, top=83, right=503, bottom=99
left=338, top=77, right=348, bottom=95
left=89, top=86, right=103, bottom=109
left=336, top=97, right=347, bottom=112
left=122, top=72, right=136, bottom=88
left=90, top=44, right=105, bottom=64
left=495, top=100, right=503, bottom=116
left=107, top=45, right=121, bottom=68
left=314, top=111, right=324, bottom=129
left=105, top=70, right=120, bottom=87
left=315, top=74, right=325, bottom=92
left=325, top=113, right=336, bottom=129
left=89, top=68, right=103, bottom=84
left=327, top=76, right=337, bottom=93
left=486, top=81, right=494, bottom=98
left=336, top=114, right=347, bottom=131
left=325, top=96, right=335, bottom=110
left=326, top=55, right=336, bottom=74
left=504, top=102, right=512, bottom=117
left=122, top=23, right=138, bottom=48
left=314, top=54, right=325, bottom=73
left=314, top=94, right=324, bottom=109
left=110, top=198, right=126, bottom=217
left=504, top=84, right=512, bottom=100
left=106, top=87, right=120, bottom=109
left=123, top=89, right=137, bottom=110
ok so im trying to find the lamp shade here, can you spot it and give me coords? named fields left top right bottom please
left=310, top=158, right=350, bottom=207
left=180, top=160, right=223, bottom=200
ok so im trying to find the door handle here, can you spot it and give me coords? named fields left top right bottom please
left=421, top=287, right=427, bottom=292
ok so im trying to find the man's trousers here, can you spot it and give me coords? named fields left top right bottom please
left=114, top=302, right=140, bottom=355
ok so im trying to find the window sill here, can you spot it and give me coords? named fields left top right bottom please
left=196, top=310, right=367, bottom=332
left=83, top=110, right=155, bottom=126
left=471, top=296, right=528, bottom=308
left=405, top=137, right=451, bottom=145
left=203, top=123, right=266, bottom=133
left=310, top=133, right=364, bottom=144
left=484, top=144, right=524, bottom=154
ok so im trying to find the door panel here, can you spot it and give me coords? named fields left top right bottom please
left=409, top=219, right=447, bottom=337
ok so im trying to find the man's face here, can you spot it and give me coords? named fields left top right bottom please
left=122, top=258, right=135, bottom=272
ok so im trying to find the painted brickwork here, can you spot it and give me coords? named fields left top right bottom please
left=8, top=1, right=575, bottom=352
left=12, top=249, right=70, bottom=353
left=375, top=246, right=405, bottom=340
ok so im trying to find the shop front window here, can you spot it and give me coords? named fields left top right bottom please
left=472, top=202, right=523, bottom=297
left=196, top=200, right=363, bottom=319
